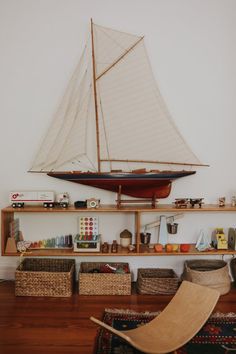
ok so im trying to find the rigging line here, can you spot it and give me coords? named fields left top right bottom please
left=97, top=84, right=112, bottom=171
left=94, top=22, right=142, bottom=41
left=42, top=74, right=91, bottom=170
left=52, top=154, right=88, bottom=171
left=72, top=155, right=97, bottom=172
left=85, top=155, right=97, bottom=172
left=79, top=86, right=99, bottom=172
left=84, top=87, right=93, bottom=156
left=96, top=36, right=144, bottom=81
left=142, top=44, right=203, bottom=165
left=95, top=24, right=136, bottom=55
left=30, top=45, right=89, bottom=171
left=35, top=84, right=93, bottom=171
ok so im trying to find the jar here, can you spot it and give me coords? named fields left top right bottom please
left=111, top=240, right=118, bottom=253
left=231, top=196, right=236, bottom=207
left=120, top=229, right=132, bottom=248
left=140, top=232, right=151, bottom=245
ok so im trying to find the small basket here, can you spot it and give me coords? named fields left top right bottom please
left=15, top=258, right=75, bottom=297
left=78, top=262, right=131, bottom=295
left=230, top=258, right=236, bottom=281
left=137, top=268, right=179, bottom=295
left=182, top=259, right=231, bottom=295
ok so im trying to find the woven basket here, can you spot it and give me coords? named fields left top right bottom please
left=137, top=268, right=180, bottom=295
left=230, top=258, right=236, bottom=282
left=15, top=258, right=75, bottom=297
left=182, top=260, right=231, bottom=295
left=78, top=262, right=131, bottom=295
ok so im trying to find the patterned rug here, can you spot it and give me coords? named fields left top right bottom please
left=94, top=309, right=236, bottom=354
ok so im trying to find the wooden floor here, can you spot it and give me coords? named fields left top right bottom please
left=0, top=281, right=236, bottom=354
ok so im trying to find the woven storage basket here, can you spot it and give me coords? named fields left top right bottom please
left=230, top=258, right=236, bottom=282
left=137, top=268, right=179, bottom=295
left=15, top=258, right=75, bottom=297
left=182, top=259, right=231, bottom=295
left=78, top=262, right=131, bottom=295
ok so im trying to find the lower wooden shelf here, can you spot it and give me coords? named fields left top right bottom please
left=3, top=244, right=236, bottom=256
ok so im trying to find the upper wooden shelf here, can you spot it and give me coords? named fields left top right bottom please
left=2, top=204, right=236, bottom=213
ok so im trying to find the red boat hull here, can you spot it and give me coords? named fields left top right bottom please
left=47, top=171, right=196, bottom=198
left=76, top=179, right=171, bottom=198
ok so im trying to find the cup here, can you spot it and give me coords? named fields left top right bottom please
left=167, top=223, right=178, bottom=234
left=140, top=232, right=151, bottom=244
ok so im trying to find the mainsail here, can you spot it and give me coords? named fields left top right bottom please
left=30, top=21, right=202, bottom=174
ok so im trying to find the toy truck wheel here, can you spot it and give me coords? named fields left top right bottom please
left=43, top=202, right=54, bottom=208
left=61, top=202, right=68, bottom=208
left=12, top=203, right=16, bottom=208
left=17, top=203, right=24, bottom=208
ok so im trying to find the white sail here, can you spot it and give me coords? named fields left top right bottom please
left=30, top=38, right=97, bottom=172
left=30, top=22, right=201, bottom=173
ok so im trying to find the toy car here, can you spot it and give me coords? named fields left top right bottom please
left=174, top=198, right=189, bottom=208
left=189, top=198, right=204, bottom=208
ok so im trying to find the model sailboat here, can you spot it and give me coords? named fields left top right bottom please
left=30, top=20, right=206, bottom=199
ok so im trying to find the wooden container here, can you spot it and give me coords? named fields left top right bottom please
left=182, top=259, right=231, bottom=295
left=137, top=268, right=180, bottom=295
left=15, top=258, right=75, bottom=297
left=78, top=262, right=131, bottom=295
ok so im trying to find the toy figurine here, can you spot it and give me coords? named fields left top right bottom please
left=174, top=198, right=189, bottom=208
left=218, top=197, right=225, bottom=207
left=212, top=228, right=228, bottom=249
left=189, top=198, right=204, bottom=208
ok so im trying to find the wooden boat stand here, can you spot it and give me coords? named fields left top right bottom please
left=116, top=185, right=158, bottom=208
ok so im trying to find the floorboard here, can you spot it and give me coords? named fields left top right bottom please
left=0, top=281, right=235, bottom=354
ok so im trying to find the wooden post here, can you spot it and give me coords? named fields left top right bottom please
left=152, top=194, right=157, bottom=208
left=116, top=185, right=122, bottom=208
left=135, top=211, right=141, bottom=253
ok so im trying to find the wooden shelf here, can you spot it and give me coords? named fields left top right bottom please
left=2, top=204, right=236, bottom=257
left=2, top=204, right=236, bottom=213
left=3, top=243, right=236, bottom=257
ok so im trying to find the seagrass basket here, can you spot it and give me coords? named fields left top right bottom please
left=182, top=259, right=231, bottom=295
left=230, top=258, right=236, bottom=282
left=137, top=268, right=180, bottom=295
left=78, top=262, right=131, bottom=295
left=15, top=258, right=75, bottom=297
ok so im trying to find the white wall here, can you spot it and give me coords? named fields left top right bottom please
left=0, top=0, right=236, bottom=279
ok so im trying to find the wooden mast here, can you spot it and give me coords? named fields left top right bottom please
left=91, top=18, right=101, bottom=172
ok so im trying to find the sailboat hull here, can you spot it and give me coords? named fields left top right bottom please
left=47, top=171, right=196, bottom=198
